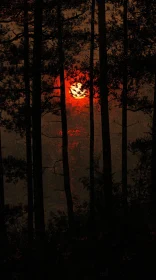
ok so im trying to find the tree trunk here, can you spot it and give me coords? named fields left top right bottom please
left=122, top=0, right=128, bottom=213
left=57, top=3, right=74, bottom=229
left=151, top=72, right=156, bottom=209
left=0, top=118, right=5, bottom=243
left=89, top=0, right=95, bottom=228
left=32, top=0, right=45, bottom=240
left=0, top=3, right=5, bottom=246
left=97, top=0, right=112, bottom=221
left=24, top=0, right=33, bottom=244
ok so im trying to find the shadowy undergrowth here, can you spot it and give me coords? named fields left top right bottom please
left=1, top=200, right=156, bottom=279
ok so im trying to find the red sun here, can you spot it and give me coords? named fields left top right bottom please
left=70, top=82, right=87, bottom=99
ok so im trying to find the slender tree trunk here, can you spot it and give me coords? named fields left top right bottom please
left=0, top=117, right=5, bottom=239
left=89, top=0, right=95, bottom=228
left=0, top=114, right=8, bottom=261
left=24, top=0, right=33, bottom=244
left=97, top=0, right=112, bottom=220
left=122, top=0, right=128, bottom=213
left=57, top=3, right=74, bottom=229
left=32, top=0, right=45, bottom=240
left=151, top=72, right=156, bottom=209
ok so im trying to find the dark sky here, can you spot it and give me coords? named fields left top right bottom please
left=1, top=3, right=153, bottom=220
left=2, top=72, right=151, bottom=220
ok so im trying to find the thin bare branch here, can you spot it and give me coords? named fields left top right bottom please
left=2, top=32, right=23, bottom=43
left=127, top=121, right=139, bottom=128
left=42, top=132, right=62, bottom=139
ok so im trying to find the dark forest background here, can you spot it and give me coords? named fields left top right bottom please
left=0, top=0, right=156, bottom=278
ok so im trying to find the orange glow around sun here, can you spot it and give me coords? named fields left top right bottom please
left=52, top=70, right=99, bottom=111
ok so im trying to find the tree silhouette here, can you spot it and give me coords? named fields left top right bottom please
left=57, top=1, right=74, bottom=230
left=32, top=0, right=45, bottom=240
left=97, top=0, right=112, bottom=226
left=122, top=0, right=128, bottom=214
left=24, top=0, right=33, bottom=244
left=89, top=0, right=95, bottom=232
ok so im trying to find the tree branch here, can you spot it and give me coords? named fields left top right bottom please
left=2, top=32, right=23, bottom=43
left=42, top=132, right=62, bottom=139
left=64, top=11, right=86, bottom=23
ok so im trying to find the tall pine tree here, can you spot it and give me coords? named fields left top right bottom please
left=32, top=0, right=45, bottom=240
left=97, top=0, right=112, bottom=224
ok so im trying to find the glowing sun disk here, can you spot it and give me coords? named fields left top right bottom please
left=70, top=82, right=86, bottom=99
